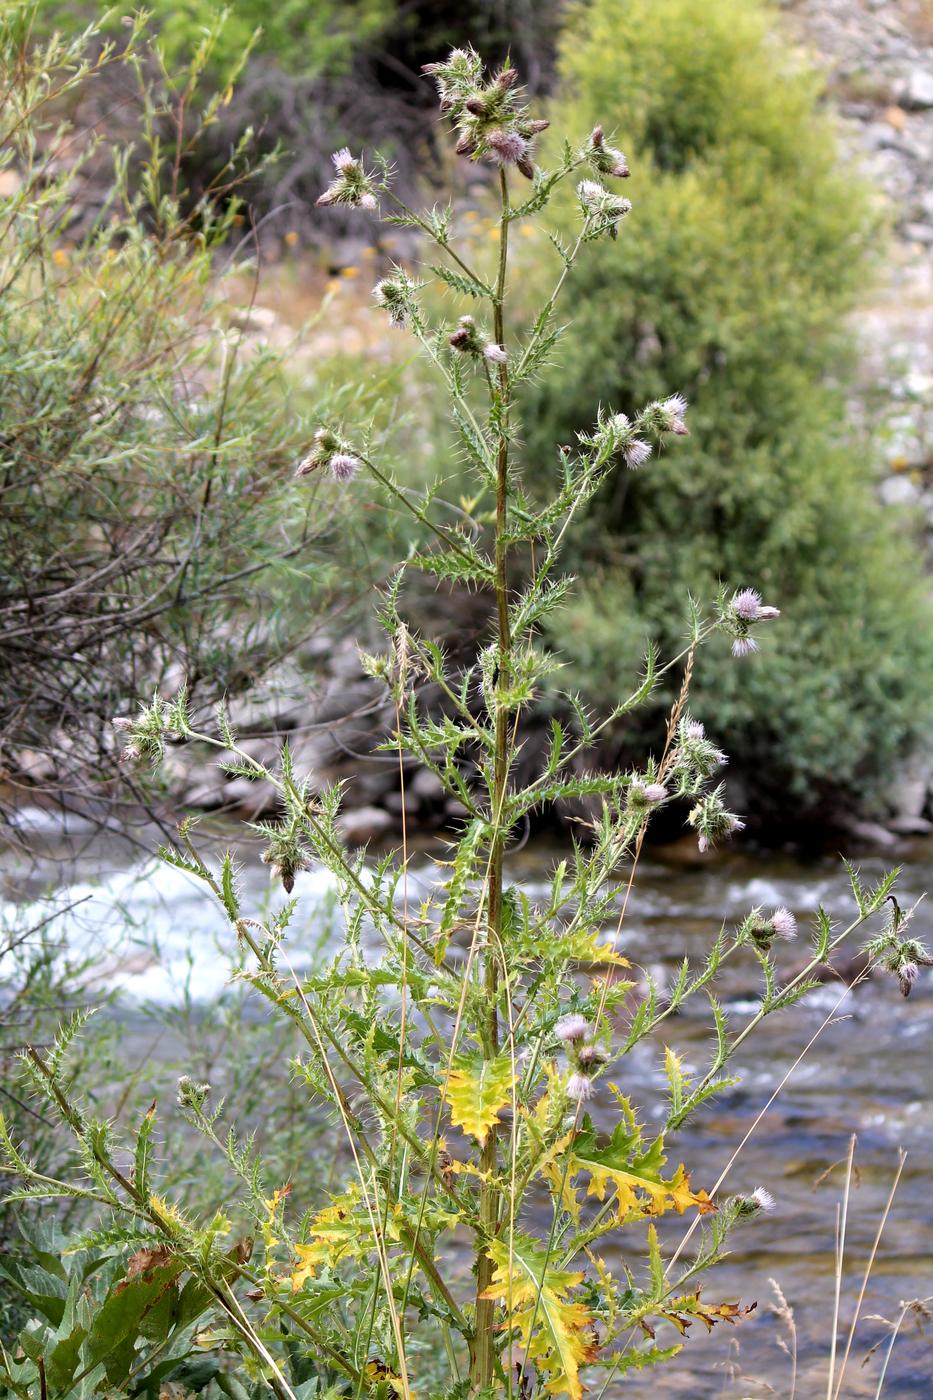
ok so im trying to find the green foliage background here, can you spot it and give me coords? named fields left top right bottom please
left=521, top=0, right=933, bottom=815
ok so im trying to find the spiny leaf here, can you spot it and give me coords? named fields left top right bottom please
left=556, top=1122, right=714, bottom=1224
left=480, top=1235, right=598, bottom=1400
left=443, top=1052, right=516, bottom=1147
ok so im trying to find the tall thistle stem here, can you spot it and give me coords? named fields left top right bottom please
left=473, top=166, right=513, bottom=1393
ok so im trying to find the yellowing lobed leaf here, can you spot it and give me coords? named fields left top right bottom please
left=443, top=1052, right=516, bottom=1146
left=559, top=1123, right=714, bottom=1224
left=291, top=1187, right=366, bottom=1291
left=481, top=1235, right=598, bottom=1400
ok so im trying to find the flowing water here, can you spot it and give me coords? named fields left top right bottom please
left=2, top=809, right=931, bottom=1396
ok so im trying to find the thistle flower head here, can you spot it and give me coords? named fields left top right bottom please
left=112, top=716, right=134, bottom=733
left=684, top=719, right=705, bottom=740
left=555, top=1013, right=589, bottom=1043
left=752, top=1186, right=776, bottom=1213
left=640, top=394, right=689, bottom=437
left=577, top=180, right=632, bottom=240
left=296, top=427, right=358, bottom=482
left=566, top=1072, right=594, bottom=1103
left=671, top=715, right=728, bottom=789
left=689, top=787, right=744, bottom=853
left=733, top=1185, right=776, bottom=1217
left=770, top=907, right=797, bottom=941
left=330, top=453, right=360, bottom=482
left=731, top=636, right=759, bottom=658
left=623, top=438, right=652, bottom=469
left=732, top=588, right=763, bottom=622
left=485, top=128, right=527, bottom=166
left=483, top=342, right=508, bottom=364
left=317, top=149, right=380, bottom=211
left=863, top=903, right=932, bottom=998
left=629, top=777, right=667, bottom=806
left=576, top=1044, right=608, bottom=1070
left=588, top=124, right=630, bottom=179
left=372, top=272, right=416, bottom=328
left=120, top=742, right=141, bottom=764
left=177, top=1075, right=211, bottom=1110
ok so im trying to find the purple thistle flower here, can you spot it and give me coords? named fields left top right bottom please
left=112, top=716, right=134, bottom=733
left=120, top=743, right=141, bottom=764
left=732, top=636, right=759, bottom=658
left=684, top=719, right=705, bottom=740
left=732, top=588, right=763, bottom=622
left=697, top=834, right=710, bottom=854
left=555, top=1014, right=589, bottom=1043
left=752, top=1186, right=776, bottom=1213
left=331, top=147, right=357, bottom=173
left=566, top=1072, right=594, bottom=1103
left=485, top=129, right=528, bottom=166
left=662, top=393, right=689, bottom=434
left=757, top=605, right=781, bottom=620
left=330, top=453, right=360, bottom=482
left=770, top=907, right=797, bottom=941
left=483, top=342, right=507, bottom=364
left=623, top=439, right=652, bottom=469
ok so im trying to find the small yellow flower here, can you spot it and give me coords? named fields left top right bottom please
left=519, top=223, right=536, bottom=238
left=52, top=248, right=69, bottom=267
left=489, top=226, right=501, bottom=241
left=362, top=245, right=377, bottom=259
left=325, top=277, right=342, bottom=294
left=284, top=230, right=299, bottom=247
left=340, top=265, right=359, bottom=279
left=463, top=210, right=479, bottom=223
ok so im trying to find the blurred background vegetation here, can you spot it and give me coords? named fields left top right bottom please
left=2, top=0, right=931, bottom=836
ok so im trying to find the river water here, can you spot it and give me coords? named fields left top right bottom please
left=2, top=809, right=931, bottom=1396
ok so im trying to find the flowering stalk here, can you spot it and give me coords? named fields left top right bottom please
left=6, top=43, right=925, bottom=1400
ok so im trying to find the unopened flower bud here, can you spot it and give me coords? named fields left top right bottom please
left=483, top=342, right=507, bottom=364
left=120, top=743, right=141, bottom=764
left=496, top=67, right=518, bottom=90
left=112, top=716, right=134, bottom=733
left=576, top=1044, right=608, bottom=1070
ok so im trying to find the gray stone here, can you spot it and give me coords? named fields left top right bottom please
left=902, top=68, right=933, bottom=110
left=223, top=775, right=277, bottom=817
left=336, top=805, right=392, bottom=845
left=841, top=817, right=901, bottom=849
left=877, top=473, right=920, bottom=505
left=410, top=767, right=445, bottom=802
left=903, top=222, right=933, bottom=246
left=888, top=814, right=933, bottom=835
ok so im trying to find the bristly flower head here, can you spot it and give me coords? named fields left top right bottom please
left=566, top=1072, right=594, bottom=1103
left=449, top=314, right=504, bottom=364
left=723, top=585, right=780, bottom=658
left=577, top=179, right=632, bottom=240
left=734, top=1186, right=776, bottom=1217
left=296, top=427, right=360, bottom=483
left=689, top=786, right=744, bottom=854
left=329, top=453, right=360, bottom=482
left=316, top=148, right=380, bottom=211
left=372, top=270, right=417, bottom=328
left=623, top=438, right=652, bottom=469
left=555, top=1014, right=589, bottom=1044
left=640, top=394, right=689, bottom=437
left=731, top=636, right=759, bottom=658
left=863, top=898, right=932, bottom=998
left=588, top=125, right=630, bottom=179
left=770, top=907, right=797, bottom=941
left=628, top=777, right=668, bottom=807
left=423, top=48, right=544, bottom=179
left=670, top=714, right=727, bottom=795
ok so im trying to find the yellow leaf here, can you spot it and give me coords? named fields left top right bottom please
left=443, top=1052, right=515, bottom=1146
left=481, top=1235, right=598, bottom=1400
left=561, top=1124, right=714, bottom=1224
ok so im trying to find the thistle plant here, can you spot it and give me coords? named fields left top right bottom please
left=3, top=45, right=928, bottom=1400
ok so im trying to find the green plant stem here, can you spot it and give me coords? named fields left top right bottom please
left=472, top=165, right=513, bottom=1395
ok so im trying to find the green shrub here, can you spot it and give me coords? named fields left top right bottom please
left=0, top=7, right=391, bottom=802
left=522, top=0, right=933, bottom=818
